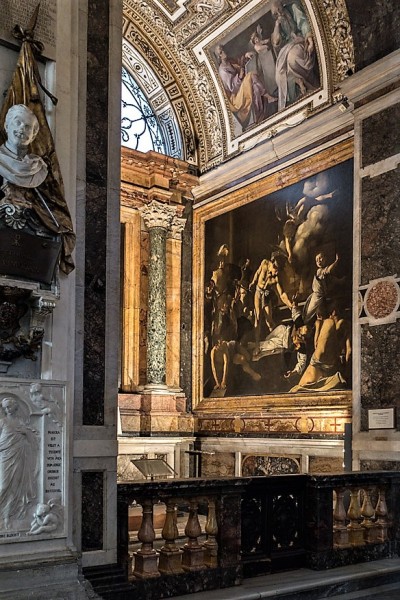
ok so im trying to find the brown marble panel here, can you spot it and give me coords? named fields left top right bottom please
left=361, top=168, right=400, bottom=285
left=347, top=1, right=400, bottom=71
left=201, top=452, right=235, bottom=477
left=180, top=203, right=193, bottom=409
left=362, top=104, right=400, bottom=168
left=81, top=471, right=104, bottom=551
left=83, top=0, right=110, bottom=425
left=309, top=456, right=343, bottom=474
left=360, top=322, right=400, bottom=430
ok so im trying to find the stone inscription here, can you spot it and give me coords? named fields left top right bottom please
left=0, top=0, right=56, bottom=60
left=45, top=427, right=63, bottom=497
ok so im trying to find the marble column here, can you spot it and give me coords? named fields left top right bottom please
left=140, top=200, right=177, bottom=392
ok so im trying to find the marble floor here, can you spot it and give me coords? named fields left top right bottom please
left=170, top=558, right=400, bottom=599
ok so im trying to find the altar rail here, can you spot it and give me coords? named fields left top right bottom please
left=116, top=472, right=400, bottom=597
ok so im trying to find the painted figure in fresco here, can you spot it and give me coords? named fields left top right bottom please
left=285, top=172, right=337, bottom=292
left=248, top=25, right=278, bottom=100
left=216, top=44, right=277, bottom=128
left=0, top=396, right=38, bottom=530
left=234, top=257, right=253, bottom=317
left=211, top=337, right=261, bottom=391
left=270, top=0, right=318, bottom=110
left=252, top=303, right=309, bottom=382
left=283, top=172, right=337, bottom=265
left=249, top=253, right=293, bottom=355
left=291, top=305, right=351, bottom=392
left=302, top=251, right=344, bottom=324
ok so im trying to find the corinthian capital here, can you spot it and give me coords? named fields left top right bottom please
left=139, top=200, right=177, bottom=231
left=168, top=216, right=187, bottom=240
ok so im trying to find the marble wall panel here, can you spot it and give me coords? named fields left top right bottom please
left=81, top=471, right=104, bottom=551
left=360, top=322, right=400, bottom=430
left=362, top=104, right=400, bottom=168
left=180, top=203, right=193, bottom=409
left=360, top=168, right=400, bottom=285
left=83, top=0, right=110, bottom=425
left=166, top=237, right=182, bottom=389
left=201, top=451, right=235, bottom=478
left=347, top=1, right=400, bottom=71
left=309, top=456, right=343, bottom=473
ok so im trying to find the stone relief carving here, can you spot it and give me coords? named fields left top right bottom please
left=0, top=381, right=65, bottom=541
left=28, top=499, right=63, bottom=536
left=0, top=395, right=39, bottom=531
left=320, top=0, right=355, bottom=83
left=0, top=281, right=58, bottom=372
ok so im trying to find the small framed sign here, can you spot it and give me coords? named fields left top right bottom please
left=368, top=407, right=395, bottom=430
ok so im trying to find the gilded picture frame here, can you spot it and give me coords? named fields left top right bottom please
left=192, top=140, right=354, bottom=418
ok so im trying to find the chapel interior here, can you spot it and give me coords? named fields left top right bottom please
left=0, top=1, right=400, bottom=599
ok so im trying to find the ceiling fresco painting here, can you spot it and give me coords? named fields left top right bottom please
left=123, top=0, right=355, bottom=171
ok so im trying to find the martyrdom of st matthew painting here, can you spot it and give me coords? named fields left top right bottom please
left=203, top=160, right=353, bottom=399
left=212, top=0, right=320, bottom=134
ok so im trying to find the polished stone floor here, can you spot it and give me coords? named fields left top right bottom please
left=171, top=558, right=400, bottom=599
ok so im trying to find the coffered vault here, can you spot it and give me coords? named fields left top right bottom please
left=123, top=0, right=355, bottom=172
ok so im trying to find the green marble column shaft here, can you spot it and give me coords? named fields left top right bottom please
left=147, top=225, right=167, bottom=386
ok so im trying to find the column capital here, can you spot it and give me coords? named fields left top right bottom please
left=168, top=216, right=187, bottom=240
left=139, top=200, right=176, bottom=231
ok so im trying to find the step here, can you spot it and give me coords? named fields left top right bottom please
left=169, top=558, right=400, bottom=600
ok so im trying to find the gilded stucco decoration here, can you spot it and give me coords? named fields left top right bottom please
left=123, top=0, right=355, bottom=171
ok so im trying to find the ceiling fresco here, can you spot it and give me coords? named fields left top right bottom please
left=123, top=0, right=355, bottom=172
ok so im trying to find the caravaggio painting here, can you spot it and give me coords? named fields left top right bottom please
left=202, top=159, right=353, bottom=399
left=212, top=0, right=321, bottom=133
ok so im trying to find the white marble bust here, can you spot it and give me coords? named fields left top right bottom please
left=0, top=104, right=48, bottom=189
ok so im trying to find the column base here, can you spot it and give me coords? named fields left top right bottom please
left=118, top=392, right=194, bottom=435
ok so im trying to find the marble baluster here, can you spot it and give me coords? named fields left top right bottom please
left=203, top=498, right=218, bottom=567
left=158, top=499, right=183, bottom=574
left=182, top=500, right=205, bottom=571
left=333, top=488, right=349, bottom=548
left=375, top=487, right=389, bottom=542
left=347, top=488, right=364, bottom=546
left=132, top=499, right=160, bottom=579
left=360, top=487, right=376, bottom=543
left=140, top=201, right=176, bottom=392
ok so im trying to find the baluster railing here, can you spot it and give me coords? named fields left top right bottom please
left=115, top=471, right=400, bottom=597
left=158, top=499, right=183, bottom=574
left=375, top=487, right=389, bottom=543
left=132, top=499, right=160, bottom=578
left=333, top=488, right=349, bottom=548
left=347, top=488, right=364, bottom=546
left=360, top=487, right=376, bottom=543
left=182, top=500, right=206, bottom=571
left=203, top=498, right=218, bottom=567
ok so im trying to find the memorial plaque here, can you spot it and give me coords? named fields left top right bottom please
left=0, top=379, right=66, bottom=541
left=368, top=408, right=395, bottom=430
left=0, top=228, right=61, bottom=284
left=0, top=0, right=56, bottom=61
